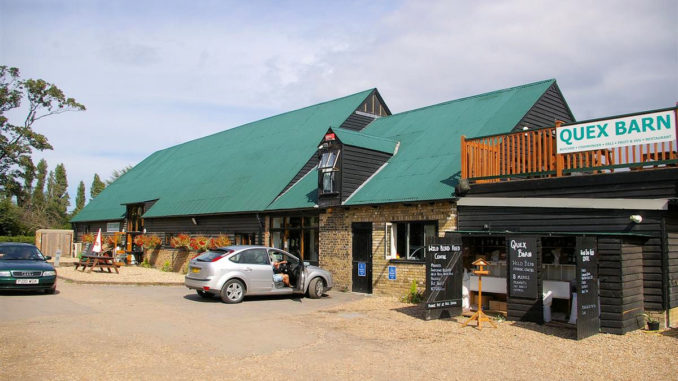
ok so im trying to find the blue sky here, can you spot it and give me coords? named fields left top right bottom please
left=1, top=0, right=676, bottom=210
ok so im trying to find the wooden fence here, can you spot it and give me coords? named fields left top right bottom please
left=462, top=119, right=678, bottom=183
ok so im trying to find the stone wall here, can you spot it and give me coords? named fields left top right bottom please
left=319, top=201, right=457, bottom=297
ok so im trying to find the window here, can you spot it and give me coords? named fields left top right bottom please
left=231, top=249, right=269, bottom=265
left=269, top=215, right=319, bottom=264
left=319, top=149, right=340, bottom=195
left=386, top=221, right=437, bottom=261
left=319, top=150, right=340, bottom=169
left=321, top=171, right=337, bottom=194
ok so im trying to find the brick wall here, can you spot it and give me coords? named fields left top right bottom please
left=319, top=201, right=457, bottom=297
left=143, top=247, right=193, bottom=273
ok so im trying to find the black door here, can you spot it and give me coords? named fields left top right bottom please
left=352, top=222, right=372, bottom=294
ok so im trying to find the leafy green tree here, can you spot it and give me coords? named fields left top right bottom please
left=106, top=165, right=132, bottom=185
left=90, top=173, right=105, bottom=199
left=31, top=158, right=47, bottom=209
left=0, top=196, right=25, bottom=235
left=74, top=180, right=86, bottom=214
left=0, top=66, right=85, bottom=195
left=45, top=163, right=69, bottom=226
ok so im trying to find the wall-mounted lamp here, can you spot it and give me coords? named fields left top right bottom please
left=191, top=217, right=198, bottom=225
left=629, top=215, right=643, bottom=224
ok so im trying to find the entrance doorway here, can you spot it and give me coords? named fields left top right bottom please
left=352, top=222, right=372, bottom=294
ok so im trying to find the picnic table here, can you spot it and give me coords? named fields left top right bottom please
left=74, top=253, right=120, bottom=274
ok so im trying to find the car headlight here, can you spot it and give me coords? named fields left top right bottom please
left=42, top=270, right=56, bottom=276
left=0, top=270, right=10, bottom=277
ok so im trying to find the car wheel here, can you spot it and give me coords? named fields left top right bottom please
left=220, top=279, right=245, bottom=303
left=196, top=290, right=212, bottom=299
left=308, top=277, right=324, bottom=299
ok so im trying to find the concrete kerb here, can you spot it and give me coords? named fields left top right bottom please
left=57, top=276, right=184, bottom=286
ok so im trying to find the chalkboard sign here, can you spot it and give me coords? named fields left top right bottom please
left=425, top=237, right=463, bottom=311
left=576, top=236, right=600, bottom=340
left=508, top=236, right=538, bottom=299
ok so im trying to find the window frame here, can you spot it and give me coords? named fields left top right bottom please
left=385, top=220, right=438, bottom=261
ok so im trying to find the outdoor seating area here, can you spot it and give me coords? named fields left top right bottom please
left=74, top=253, right=121, bottom=274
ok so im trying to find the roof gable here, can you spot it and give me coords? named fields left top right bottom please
left=345, top=79, right=557, bottom=205
left=72, top=89, right=375, bottom=222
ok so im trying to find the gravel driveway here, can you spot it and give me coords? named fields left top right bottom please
left=1, top=282, right=676, bottom=380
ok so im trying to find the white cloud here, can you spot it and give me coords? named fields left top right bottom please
left=1, top=0, right=676, bottom=210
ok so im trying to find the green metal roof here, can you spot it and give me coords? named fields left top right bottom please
left=344, top=79, right=556, bottom=205
left=71, top=89, right=375, bottom=222
left=332, top=127, right=398, bottom=154
left=266, top=168, right=318, bottom=211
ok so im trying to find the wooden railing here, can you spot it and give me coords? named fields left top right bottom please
left=461, top=121, right=678, bottom=184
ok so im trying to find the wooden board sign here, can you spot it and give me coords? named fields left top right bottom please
left=508, top=236, right=538, bottom=299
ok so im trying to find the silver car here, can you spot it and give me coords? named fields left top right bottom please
left=184, top=245, right=333, bottom=303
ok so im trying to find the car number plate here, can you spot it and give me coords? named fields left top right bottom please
left=191, top=267, right=200, bottom=273
left=16, top=279, right=39, bottom=284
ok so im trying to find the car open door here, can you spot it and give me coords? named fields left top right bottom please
left=293, top=256, right=305, bottom=292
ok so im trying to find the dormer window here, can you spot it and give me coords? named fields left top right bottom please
left=319, top=149, right=340, bottom=195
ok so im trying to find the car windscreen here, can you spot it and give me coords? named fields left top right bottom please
left=194, top=249, right=233, bottom=262
left=0, top=246, right=45, bottom=260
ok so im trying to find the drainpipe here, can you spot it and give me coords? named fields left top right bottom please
left=256, top=213, right=264, bottom=245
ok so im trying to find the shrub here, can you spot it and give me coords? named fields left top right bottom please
left=81, top=233, right=95, bottom=243
left=140, top=259, right=152, bottom=268
left=170, top=234, right=190, bottom=248
left=161, top=261, right=172, bottom=272
left=189, top=236, right=209, bottom=252
left=401, top=280, right=423, bottom=304
left=208, top=234, right=231, bottom=249
left=0, top=235, right=35, bottom=244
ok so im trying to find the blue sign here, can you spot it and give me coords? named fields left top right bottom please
left=388, top=266, right=396, bottom=280
left=358, top=262, right=366, bottom=277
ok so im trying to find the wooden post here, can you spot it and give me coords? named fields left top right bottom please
left=462, top=258, right=497, bottom=330
left=461, top=135, right=467, bottom=180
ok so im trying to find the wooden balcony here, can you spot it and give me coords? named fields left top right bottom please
left=461, top=120, right=678, bottom=184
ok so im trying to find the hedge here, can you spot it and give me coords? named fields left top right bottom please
left=0, top=236, right=35, bottom=244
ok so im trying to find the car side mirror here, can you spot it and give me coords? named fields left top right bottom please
left=44, top=256, right=52, bottom=260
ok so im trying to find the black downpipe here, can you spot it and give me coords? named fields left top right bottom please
left=256, top=213, right=264, bottom=245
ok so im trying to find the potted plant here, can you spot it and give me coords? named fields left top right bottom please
left=644, top=313, right=660, bottom=331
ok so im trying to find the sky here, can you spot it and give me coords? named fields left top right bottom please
left=1, top=0, right=676, bottom=210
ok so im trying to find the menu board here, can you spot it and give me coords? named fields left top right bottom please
left=508, top=236, right=538, bottom=299
left=425, top=237, right=463, bottom=310
left=576, top=236, right=600, bottom=340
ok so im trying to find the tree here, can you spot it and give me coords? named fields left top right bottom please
left=45, top=163, right=69, bottom=226
left=106, top=165, right=132, bottom=185
left=31, top=158, right=47, bottom=210
left=74, top=180, right=86, bottom=215
left=0, top=66, right=85, bottom=195
left=90, top=173, right=105, bottom=199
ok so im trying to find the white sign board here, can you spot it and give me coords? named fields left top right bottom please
left=556, top=110, right=676, bottom=154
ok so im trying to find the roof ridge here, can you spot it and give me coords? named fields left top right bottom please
left=333, top=126, right=398, bottom=143
left=384, top=79, right=555, bottom=118
left=156, top=88, right=378, bottom=153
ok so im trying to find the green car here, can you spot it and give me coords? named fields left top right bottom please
left=0, top=243, right=57, bottom=294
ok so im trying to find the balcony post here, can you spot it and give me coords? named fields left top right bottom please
left=461, top=135, right=467, bottom=179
